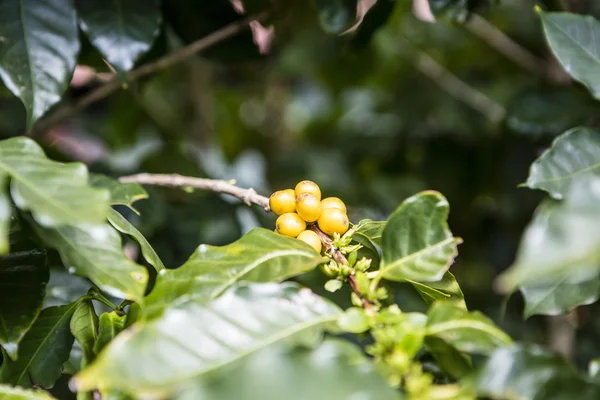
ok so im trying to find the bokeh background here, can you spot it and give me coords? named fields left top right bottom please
left=4, top=0, right=600, bottom=378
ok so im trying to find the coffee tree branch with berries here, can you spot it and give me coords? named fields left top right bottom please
left=4, top=1, right=600, bottom=400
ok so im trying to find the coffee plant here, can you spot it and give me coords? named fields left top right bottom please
left=2, top=0, right=600, bottom=399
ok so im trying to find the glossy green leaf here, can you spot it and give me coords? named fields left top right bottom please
left=70, top=300, right=98, bottom=369
left=0, top=302, right=79, bottom=388
left=177, top=339, right=401, bottom=400
left=540, top=11, right=600, bottom=100
left=107, top=209, right=164, bottom=272
left=89, top=175, right=147, bottom=214
left=44, top=270, right=92, bottom=308
left=144, top=228, right=325, bottom=317
left=521, top=272, right=600, bottom=318
left=354, top=219, right=385, bottom=246
left=32, top=222, right=148, bottom=303
left=93, top=312, right=126, bottom=355
left=0, top=0, right=79, bottom=128
left=525, top=128, right=600, bottom=199
left=0, top=174, right=9, bottom=254
left=338, top=307, right=370, bottom=333
left=424, top=336, right=471, bottom=379
left=476, top=344, right=600, bottom=400
left=73, top=283, right=342, bottom=395
left=408, top=272, right=466, bottom=309
left=0, top=138, right=110, bottom=227
left=426, top=303, right=512, bottom=355
left=77, top=0, right=161, bottom=72
left=498, top=178, right=600, bottom=292
left=315, top=0, right=358, bottom=34
left=0, top=249, right=48, bottom=359
left=380, top=191, right=462, bottom=282
left=0, top=385, right=56, bottom=399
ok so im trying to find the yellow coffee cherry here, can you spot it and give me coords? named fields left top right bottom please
left=320, top=197, right=346, bottom=213
left=296, top=193, right=322, bottom=222
left=318, top=208, right=349, bottom=236
left=297, top=230, right=322, bottom=253
left=269, top=189, right=296, bottom=216
left=295, top=180, right=321, bottom=201
left=276, top=213, right=306, bottom=237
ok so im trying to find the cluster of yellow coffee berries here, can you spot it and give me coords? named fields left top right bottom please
left=270, top=180, right=349, bottom=253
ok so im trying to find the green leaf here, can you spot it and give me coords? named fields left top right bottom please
left=0, top=138, right=110, bottom=227
left=408, top=272, right=466, bottom=309
left=144, top=228, right=325, bottom=317
left=0, top=0, right=78, bottom=128
left=89, top=174, right=147, bottom=214
left=524, top=128, right=600, bottom=199
left=0, top=249, right=48, bottom=359
left=73, top=283, right=342, bottom=395
left=475, top=344, right=600, bottom=400
left=177, top=339, right=400, bottom=400
left=540, top=11, right=600, bottom=100
left=0, top=384, right=56, bottom=399
left=315, top=0, right=357, bottom=34
left=77, top=0, right=161, bottom=72
left=107, top=209, right=164, bottom=272
left=353, top=220, right=385, bottom=263
left=380, top=191, right=462, bottom=282
left=0, top=174, right=10, bottom=254
left=70, top=301, right=98, bottom=369
left=424, top=336, right=471, bottom=379
left=44, top=270, right=92, bottom=308
left=338, top=307, right=370, bottom=333
left=0, top=302, right=79, bottom=388
left=31, top=222, right=148, bottom=303
left=498, top=178, right=600, bottom=292
left=521, top=272, right=600, bottom=318
left=93, top=311, right=126, bottom=355
left=426, top=303, right=512, bottom=355
left=354, top=219, right=385, bottom=246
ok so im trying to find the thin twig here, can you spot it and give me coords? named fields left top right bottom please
left=465, top=14, right=570, bottom=84
left=28, top=13, right=266, bottom=137
left=119, top=172, right=375, bottom=310
left=400, top=37, right=506, bottom=123
left=118, top=173, right=270, bottom=211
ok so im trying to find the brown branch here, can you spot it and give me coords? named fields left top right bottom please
left=120, top=172, right=375, bottom=310
left=118, top=173, right=270, bottom=211
left=28, top=13, right=266, bottom=137
left=309, top=225, right=374, bottom=311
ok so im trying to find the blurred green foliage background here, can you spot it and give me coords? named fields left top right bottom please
left=4, top=0, right=600, bottom=375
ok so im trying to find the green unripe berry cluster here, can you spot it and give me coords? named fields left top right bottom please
left=270, top=180, right=350, bottom=252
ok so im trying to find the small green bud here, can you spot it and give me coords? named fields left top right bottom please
left=324, top=279, right=343, bottom=293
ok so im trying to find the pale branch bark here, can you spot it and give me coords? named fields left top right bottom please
left=28, top=13, right=266, bottom=137
left=119, top=172, right=375, bottom=310
left=119, top=173, right=270, bottom=210
left=465, top=14, right=570, bottom=84
left=401, top=37, right=506, bottom=123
